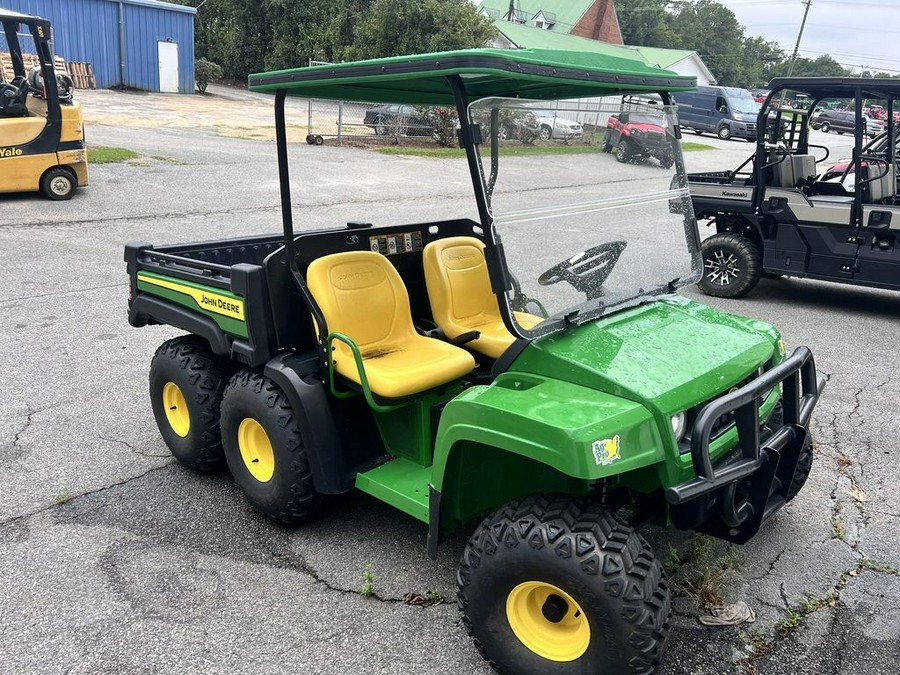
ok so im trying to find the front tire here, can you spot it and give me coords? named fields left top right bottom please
left=458, top=494, right=671, bottom=675
left=149, top=336, right=233, bottom=471
left=820, top=122, right=831, bottom=133
left=615, top=138, right=632, bottom=163
left=40, top=167, right=76, bottom=200
left=221, top=370, right=322, bottom=525
left=717, top=124, right=732, bottom=140
left=539, top=125, right=552, bottom=140
left=698, top=232, right=762, bottom=298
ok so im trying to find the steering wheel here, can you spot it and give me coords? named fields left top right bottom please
left=537, top=241, right=627, bottom=300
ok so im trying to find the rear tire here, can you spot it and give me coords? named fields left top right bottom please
left=539, top=125, right=552, bottom=140
left=601, top=131, right=612, bottom=153
left=221, top=370, right=322, bottom=525
left=40, top=167, right=76, bottom=200
left=149, top=336, right=233, bottom=471
left=458, top=494, right=671, bottom=675
left=698, top=232, right=762, bottom=298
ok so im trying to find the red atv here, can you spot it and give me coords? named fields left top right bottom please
left=602, top=111, right=675, bottom=168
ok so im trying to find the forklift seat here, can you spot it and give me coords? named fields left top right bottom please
left=423, top=237, right=542, bottom=359
left=306, top=250, right=475, bottom=399
left=0, top=76, right=29, bottom=117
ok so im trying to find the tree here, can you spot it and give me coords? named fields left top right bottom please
left=614, top=0, right=676, bottom=46
left=770, top=54, right=850, bottom=79
left=346, top=0, right=497, bottom=61
left=668, top=0, right=747, bottom=87
left=740, top=37, right=784, bottom=88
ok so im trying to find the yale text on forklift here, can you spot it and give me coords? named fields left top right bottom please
left=0, top=148, right=24, bottom=158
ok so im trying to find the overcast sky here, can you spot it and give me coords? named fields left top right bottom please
left=680, top=0, right=898, bottom=75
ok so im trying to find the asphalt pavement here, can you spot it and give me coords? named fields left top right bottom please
left=1, top=91, right=898, bottom=675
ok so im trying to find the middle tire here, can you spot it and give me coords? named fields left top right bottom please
left=221, top=370, right=322, bottom=525
left=697, top=232, right=762, bottom=298
left=458, top=494, right=671, bottom=675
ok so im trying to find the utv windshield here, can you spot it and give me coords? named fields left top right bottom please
left=471, top=97, right=701, bottom=336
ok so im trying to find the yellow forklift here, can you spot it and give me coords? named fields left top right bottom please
left=1, top=8, right=87, bottom=200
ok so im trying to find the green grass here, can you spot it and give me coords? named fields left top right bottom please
left=150, top=154, right=190, bottom=166
left=54, top=489, right=74, bottom=505
left=87, top=146, right=140, bottom=164
left=360, top=563, right=376, bottom=597
left=681, top=142, right=716, bottom=152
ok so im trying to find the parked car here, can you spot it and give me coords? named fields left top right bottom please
left=820, top=124, right=900, bottom=185
left=363, top=104, right=432, bottom=136
left=534, top=112, right=583, bottom=139
left=812, top=109, right=884, bottom=138
left=602, top=112, right=674, bottom=167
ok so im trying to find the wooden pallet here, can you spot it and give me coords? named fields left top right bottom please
left=1, top=52, right=85, bottom=88
left=67, top=61, right=95, bottom=89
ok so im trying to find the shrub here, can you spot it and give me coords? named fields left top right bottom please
left=195, top=57, right=223, bottom=94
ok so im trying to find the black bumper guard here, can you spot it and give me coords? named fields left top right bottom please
left=665, top=347, right=825, bottom=544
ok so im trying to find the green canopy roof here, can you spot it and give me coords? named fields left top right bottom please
left=248, top=47, right=697, bottom=105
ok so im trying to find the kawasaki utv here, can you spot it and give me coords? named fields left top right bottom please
left=687, top=77, right=899, bottom=298
left=125, top=48, right=824, bottom=674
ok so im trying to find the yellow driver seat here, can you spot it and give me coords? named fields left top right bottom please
left=423, top=237, right=542, bottom=359
left=306, top=250, right=476, bottom=399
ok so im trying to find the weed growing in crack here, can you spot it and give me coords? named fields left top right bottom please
left=859, top=557, right=900, bottom=575
left=360, top=563, right=376, bottom=598
left=834, top=452, right=852, bottom=472
left=801, top=592, right=836, bottom=613
left=663, top=545, right=683, bottom=577
left=676, top=535, right=739, bottom=607
left=426, top=588, right=447, bottom=605
left=54, top=489, right=74, bottom=505
left=832, top=515, right=846, bottom=540
left=775, top=608, right=802, bottom=635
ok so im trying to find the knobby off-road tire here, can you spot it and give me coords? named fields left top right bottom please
left=615, top=139, right=632, bottom=163
left=220, top=370, right=322, bottom=525
left=698, top=232, right=762, bottom=298
left=601, top=131, right=613, bottom=153
left=458, top=494, right=671, bottom=675
left=149, top=336, right=233, bottom=471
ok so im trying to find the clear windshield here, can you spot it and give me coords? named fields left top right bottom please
left=471, top=97, right=700, bottom=335
left=729, top=97, right=760, bottom=114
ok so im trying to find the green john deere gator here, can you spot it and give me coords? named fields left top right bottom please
left=125, top=48, right=825, bottom=674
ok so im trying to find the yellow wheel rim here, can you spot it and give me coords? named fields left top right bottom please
left=162, top=382, right=190, bottom=438
left=506, top=581, right=590, bottom=662
left=237, top=418, right=275, bottom=483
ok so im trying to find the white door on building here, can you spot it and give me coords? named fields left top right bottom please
left=158, top=41, right=179, bottom=93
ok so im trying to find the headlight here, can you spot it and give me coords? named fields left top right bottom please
left=671, top=412, right=688, bottom=442
left=732, top=112, right=741, bottom=120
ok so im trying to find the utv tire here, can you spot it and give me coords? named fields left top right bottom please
left=221, top=370, right=322, bottom=525
left=40, top=167, right=76, bottom=200
left=615, top=139, right=632, bottom=163
left=149, top=336, right=233, bottom=471
left=820, top=122, right=830, bottom=133
left=717, top=125, right=732, bottom=140
left=458, top=494, right=671, bottom=675
left=601, top=131, right=612, bottom=153
left=698, top=232, right=762, bottom=298
left=659, top=154, right=675, bottom=169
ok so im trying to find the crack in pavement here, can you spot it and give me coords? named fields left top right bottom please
left=98, top=434, right=170, bottom=459
left=0, top=282, right=125, bottom=305
left=0, top=462, right=173, bottom=529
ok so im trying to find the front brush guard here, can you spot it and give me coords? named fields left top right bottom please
left=665, top=347, right=825, bottom=544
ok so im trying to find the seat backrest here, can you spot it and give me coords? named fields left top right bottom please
left=864, top=163, right=895, bottom=203
left=0, top=79, right=28, bottom=117
left=423, top=237, right=497, bottom=334
left=306, top=250, right=416, bottom=355
left=772, top=153, right=816, bottom=189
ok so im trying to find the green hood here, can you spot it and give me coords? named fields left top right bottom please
left=511, top=298, right=777, bottom=414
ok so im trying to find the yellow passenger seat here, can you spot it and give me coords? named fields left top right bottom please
left=306, top=250, right=476, bottom=399
left=423, top=237, right=542, bottom=359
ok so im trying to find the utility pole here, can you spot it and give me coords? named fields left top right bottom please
left=504, top=0, right=518, bottom=22
left=786, top=0, right=812, bottom=78
left=778, top=0, right=812, bottom=108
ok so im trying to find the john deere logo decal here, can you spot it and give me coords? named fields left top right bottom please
left=592, top=435, right=621, bottom=466
left=0, top=147, right=23, bottom=158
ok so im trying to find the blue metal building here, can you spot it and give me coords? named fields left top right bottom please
left=0, top=0, right=195, bottom=93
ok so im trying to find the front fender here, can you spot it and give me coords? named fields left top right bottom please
left=432, top=373, right=665, bottom=491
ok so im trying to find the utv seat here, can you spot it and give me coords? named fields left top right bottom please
left=863, top=164, right=896, bottom=203
left=423, top=236, right=541, bottom=359
left=771, top=153, right=816, bottom=190
left=306, top=250, right=475, bottom=399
